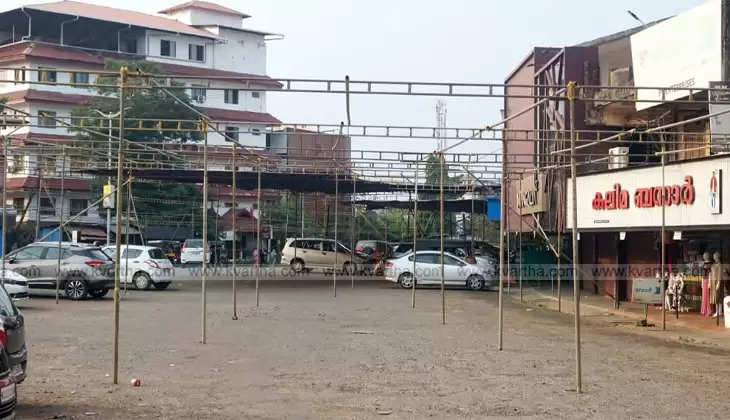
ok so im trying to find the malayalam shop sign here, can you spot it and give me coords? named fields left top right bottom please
left=567, top=157, right=729, bottom=230
left=592, top=177, right=695, bottom=211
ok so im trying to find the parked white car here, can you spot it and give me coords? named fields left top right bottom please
left=180, top=239, right=209, bottom=265
left=102, top=245, right=174, bottom=290
left=281, top=238, right=365, bottom=273
left=0, top=270, right=29, bottom=301
left=384, top=250, right=490, bottom=290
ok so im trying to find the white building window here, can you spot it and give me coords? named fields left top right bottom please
left=224, top=89, right=239, bottom=104
left=70, top=199, right=88, bottom=216
left=38, top=67, right=57, bottom=84
left=72, top=72, right=89, bottom=85
left=38, top=111, right=57, bottom=128
left=225, top=126, right=239, bottom=141
left=190, top=85, right=206, bottom=103
left=13, top=67, right=25, bottom=84
left=251, top=128, right=262, bottom=136
left=188, top=44, right=205, bottom=62
left=251, top=91, right=260, bottom=98
left=160, top=40, right=176, bottom=57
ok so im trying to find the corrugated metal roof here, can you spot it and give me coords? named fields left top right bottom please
left=24, top=1, right=216, bottom=39
left=158, top=1, right=249, bottom=19
left=198, top=107, right=282, bottom=124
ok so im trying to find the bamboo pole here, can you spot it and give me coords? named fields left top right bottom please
left=55, top=149, right=65, bottom=304
left=333, top=167, right=338, bottom=297
left=256, top=162, right=261, bottom=307
left=1, top=135, right=6, bottom=287
left=232, top=144, right=238, bottom=320
left=412, top=162, right=418, bottom=308
left=112, top=66, right=128, bottom=385
left=568, top=81, right=582, bottom=393
left=201, top=119, right=208, bottom=344
left=498, top=140, right=505, bottom=351
left=440, top=152, right=445, bottom=325
left=519, top=175, right=523, bottom=303
left=351, top=176, right=356, bottom=289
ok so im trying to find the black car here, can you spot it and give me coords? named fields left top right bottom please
left=0, top=285, right=26, bottom=384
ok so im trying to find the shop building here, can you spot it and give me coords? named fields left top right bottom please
left=568, top=155, right=730, bottom=311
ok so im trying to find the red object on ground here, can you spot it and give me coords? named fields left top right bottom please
left=131, top=378, right=141, bottom=387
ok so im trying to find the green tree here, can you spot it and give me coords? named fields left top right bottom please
left=69, top=59, right=214, bottom=239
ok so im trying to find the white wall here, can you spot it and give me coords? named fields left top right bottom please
left=211, top=28, right=267, bottom=75
left=165, top=9, right=242, bottom=28
left=145, top=30, right=215, bottom=68
left=207, top=123, right=267, bottom=147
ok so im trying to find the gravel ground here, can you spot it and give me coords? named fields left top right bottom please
left=13, top=278, right=730, bottom=419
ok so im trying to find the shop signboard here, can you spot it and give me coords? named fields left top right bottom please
left=567, top=156, right=730, bottom=230
left=632, top=277, right=662, bottom=305
left=517, top=172, right=548, bottom=215
left=630, top=0, right=721, bottom=111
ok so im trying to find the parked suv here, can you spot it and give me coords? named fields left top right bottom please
left=281, top=238, right=365, bottom=273
left=5, top=242, right=114, bottom=300
left=102, top=245, right=174, bottom=290
left=0, top=282, right=26, bottom=384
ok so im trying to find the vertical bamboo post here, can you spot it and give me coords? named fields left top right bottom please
left=351, top=176, right=356, bottom=289
left=256, top=161, right=261, bottom=307
left=333, top=167, right=338, bottom=297
left=440, top=152, right=445, bottom=325
left=498, top=141, right=505, bottom=351
left=112, top=66, right=128, bottom=385
left=519, top=174, right=523, bottom=303
left=201, top=119, right=208, bottom=344
left=232, top=144, right=238, bottom=320
left=55, top=149, right=65, bottom=304
left=661, top=135, right=667, bottom=330
left=506, top=177, right=511, bottom=294
left=558, top=167, right=562, bottom=312
left=568, top=81, right=582, bottom=394
left=1, top=135, right=6, bottom=286
left=412, top=162, right=418, bottom=308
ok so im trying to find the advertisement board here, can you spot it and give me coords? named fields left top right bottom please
left=632, top=277, right=663, bottom=305
left=567, top=156, right=730, bottom=230
left=630, top=0, right=721, bottom=111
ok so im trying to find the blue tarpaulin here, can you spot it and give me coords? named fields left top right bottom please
left=486, top=196, right=500, bottom=221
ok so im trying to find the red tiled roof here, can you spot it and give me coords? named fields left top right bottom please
left=159, top=63, right=282, bottom=88
left=2, top=176, right=90, bottom=192
left=4, top=89, right=110, bottom=106
left=25, top=1, right=216, bottom=39
left=217, top=208, right=270, bottom=234
left=159, top=1, right=250, bottom=19
left=198, top=107, right=281, bottom=124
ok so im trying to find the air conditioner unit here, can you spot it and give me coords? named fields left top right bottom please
left=608, top=147, right=629, bottom=169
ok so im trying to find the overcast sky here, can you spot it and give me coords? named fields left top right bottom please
left=5, top=0, right=710, bottom=155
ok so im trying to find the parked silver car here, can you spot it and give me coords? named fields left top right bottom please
left=5, top=242, right=115, bottom=300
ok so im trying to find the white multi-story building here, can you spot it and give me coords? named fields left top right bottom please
left=0, top=0, right=282, bottom=242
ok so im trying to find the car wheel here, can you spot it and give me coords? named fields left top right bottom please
left=398, top=273, right=415, bottom=289
left=133, top=272, right=152, bottom=290
left=466, top=275, right=484, bottom=291
left=89, top=288, right=109, bottom=298
left=153, top=282, right=171, bottom=290
left=291, top=259, right=304, bottom=273
left=64, top=278, right=88, bottom=300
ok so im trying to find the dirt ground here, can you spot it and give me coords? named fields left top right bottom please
left=14, top=276, right=730, bottom=419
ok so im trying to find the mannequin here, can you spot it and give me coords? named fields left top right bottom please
left=666, top=270, right=685, bottom=311
left=710, top=251, right=723, bottom=317
left=701, top=251, right=713, bottom=316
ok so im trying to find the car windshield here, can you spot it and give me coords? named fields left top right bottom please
left=186, top=239, right=203, bottom=248
left=148, top=248, right=166, bottom=259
